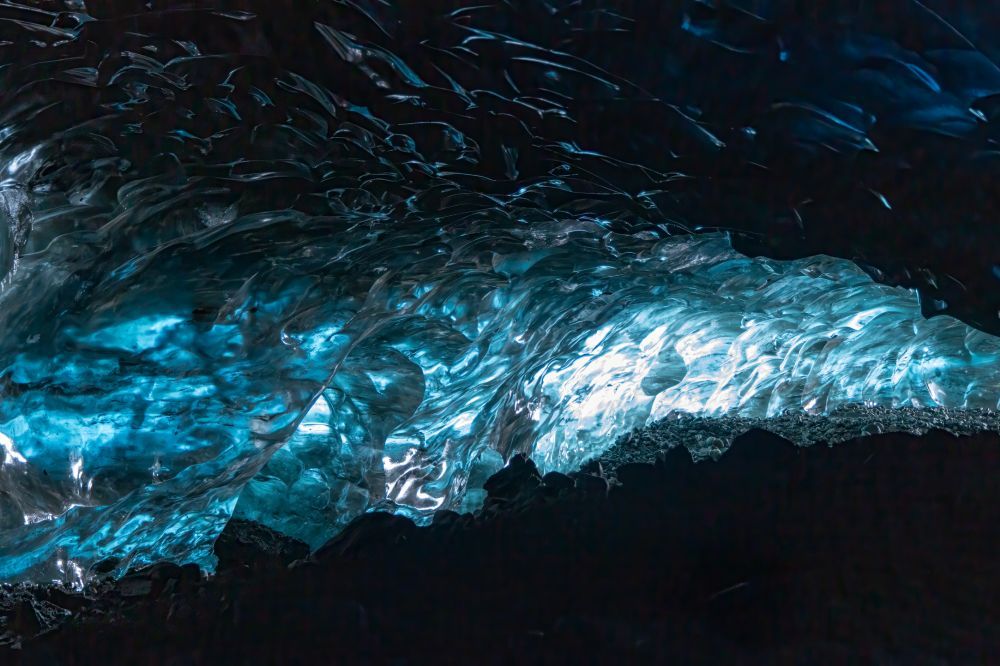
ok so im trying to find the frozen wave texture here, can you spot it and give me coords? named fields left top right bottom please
left=241, top=230, right=1000, bottom=548
left=2, top=206, right=999, bottom=573
left=0, top=0, right=999, bottom=580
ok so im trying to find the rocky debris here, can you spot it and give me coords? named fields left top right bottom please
left=312, top=512, right=417, bottom=561
left=4, top=425, right=1000, bottom=663
left=598, top=405, right=1000, bottom=472
left=431, top=509, right=462, bottom=526
left=214, top=519, right=310, bottom=574
left=114, top=576, right=152, bottom=599
left=114, top=562, right=202, bottom=601
left=570, top=472, right=610, bottom=497
left=540, top=471, right=574, bottom=492
left=90, top=559, right=119, bottom=577
left=483, top=453, right=542, bottom=501
left=0, top=587, right=72, bottom=649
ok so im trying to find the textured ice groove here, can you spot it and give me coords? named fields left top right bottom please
left=3, top=221, right=1000, bottom=581
left=0, top=1, right=998, bottom=583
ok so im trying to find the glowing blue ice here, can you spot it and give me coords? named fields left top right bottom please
left=0, top=1, right=999, bottom=584
left=2, top=196, right=1000, bottom=579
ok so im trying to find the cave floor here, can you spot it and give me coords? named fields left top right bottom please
left=4, top=416, right=1000, bottom=664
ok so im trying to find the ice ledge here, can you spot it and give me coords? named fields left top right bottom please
left=597, top=405, right=1000, bottom=470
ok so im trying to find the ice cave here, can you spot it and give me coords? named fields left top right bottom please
left=0, top=0, right=998, bottom=610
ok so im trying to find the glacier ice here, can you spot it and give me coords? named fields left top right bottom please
left=0, top=0, right=999, bottom=582
left=2, top=206, right=1000, bottom=578
left=236, top=232, right=1000, bottom=548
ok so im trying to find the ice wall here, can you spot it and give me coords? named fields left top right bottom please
left=0, top=0, right=998, bottom=581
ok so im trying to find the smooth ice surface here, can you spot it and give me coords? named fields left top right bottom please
left=0, top=1, right=999, bottom=580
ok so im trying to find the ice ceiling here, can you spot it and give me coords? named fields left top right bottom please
left=1, top=0, right=999, bottom=582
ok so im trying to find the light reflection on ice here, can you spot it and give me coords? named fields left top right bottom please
left=4, top=223, right=1000, bottom=574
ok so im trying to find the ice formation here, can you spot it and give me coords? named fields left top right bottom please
left=3, top=214, right=1000, bottom=578
left=0, top=1, right=998, bottom=581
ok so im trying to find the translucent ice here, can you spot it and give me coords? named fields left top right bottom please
left=3, top=208, right=1000, bottom=576
left=0, top=1, right=999, bottom=581
left=237, top=232, right=1000, bottom=547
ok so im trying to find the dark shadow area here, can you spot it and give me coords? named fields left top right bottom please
left=6, top=427, right=1000, bottom=664
left=1, top=1, right=1000, bottom=662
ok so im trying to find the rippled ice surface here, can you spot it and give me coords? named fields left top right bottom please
left=0, top=1, right=998, bottom=581
left=235, top=231, right=1000, bottom=546
left=4, top=223, right=1000, bottom=578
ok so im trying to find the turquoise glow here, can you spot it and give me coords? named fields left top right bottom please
left=2, top=206, right=999, bottom=578
left=0, top=0, right=998, bottom=584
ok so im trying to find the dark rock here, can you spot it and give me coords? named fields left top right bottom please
left=655, top=445, right=696, bottom=471
left=451, top=513, right=477, bottom=531
left=166, top=595, right=194, bottom=625
left=483, top=454, right=542, bottom=501
left=146, top=561, right=183, bottom=581
left=115, top=562, right=190, bottom=600
left=287, top=558, right=317, bottom=572
left=9, top=600, right=42, bottom=637
left=214, top=518, right=310, bottom=573
left=10, top=426, right=1000, bottom=664
left=614, top=462, right=660, bottom=490
left=43, top=589, right=87, bottom=613
left=116, top=576, right=153, bottom=599
left=149, top=562, right=183, bottom=596
left=91, top=558, right=120, bottom=576
left=326, top=599, right=369, bottom=633
left=180, top=563, right=202, bottom=585
left=313, top=511, right=417, bottom=560
left=542, top=471, right=574, bottom=491
left=571, top=473, right=609, bottom=497
left=724, top=429, right=798, bottom=471
left=431, top=509, right=462, bottom=527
